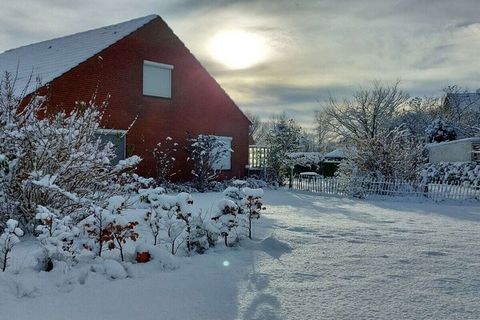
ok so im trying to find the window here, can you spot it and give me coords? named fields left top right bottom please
left=473, top=143, right=480, bottom=162
left=95, top=129, right=127, bottom=164
left=143, top=60, right=173, bottom=98
left=212, top=136, right=232, bottom=170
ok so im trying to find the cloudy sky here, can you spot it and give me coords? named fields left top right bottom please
left=1, top=0, right=480, bottom=129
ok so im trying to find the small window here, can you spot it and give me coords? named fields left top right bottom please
left=95, top=129, right=126, bottom=164
left=143, top=60, right=173, bottom=98
left=473, top=143, right=480, bottom=162
left=212, top=136, right=232, bottom=171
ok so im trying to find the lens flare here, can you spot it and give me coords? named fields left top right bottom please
left=208, top=30, right=268, bottom=70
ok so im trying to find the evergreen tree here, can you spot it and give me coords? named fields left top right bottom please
left=265, top=115, right=302, bottom=184
left=425, top=119, right=457, bottom=143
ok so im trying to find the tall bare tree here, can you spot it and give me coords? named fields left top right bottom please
left=245, top=111, right=267, bottom=145
left=325, top=81, right=409, bottom=142
left=314, top=109, right=332, bottom=152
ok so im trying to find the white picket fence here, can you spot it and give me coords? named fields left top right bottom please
left=291, top=175, right=480, bottom=201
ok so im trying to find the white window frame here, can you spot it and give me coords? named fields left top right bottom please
left=142, top=60, right=174, bottom=98
left=212, top=136, right=233, bottom=171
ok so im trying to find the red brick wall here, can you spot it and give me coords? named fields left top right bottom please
left=43, top=17, right=251, bottom=181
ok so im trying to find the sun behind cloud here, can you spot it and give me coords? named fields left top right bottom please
left=207, top=30, right=269, bottom=70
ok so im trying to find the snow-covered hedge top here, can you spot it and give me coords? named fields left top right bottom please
left=421, top=161, right=480, bottom=185
left=284, top=152, right=324, bottom=167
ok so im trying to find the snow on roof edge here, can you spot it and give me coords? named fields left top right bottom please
left=1, top=15, right=158, bottom=55
left=0, top=15, right=159, bottom=96
left=426, top=137, right=480, bottom=149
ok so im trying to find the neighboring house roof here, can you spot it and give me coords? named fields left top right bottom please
left=444, top=92, right=480, bottom=111
left=0, top=15, right=158, bottom=96
left=324, top=148, right=347, bottom=159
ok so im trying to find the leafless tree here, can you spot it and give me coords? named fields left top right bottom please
left=325, top=81, right=409, bottom=142
left=314, top=109, right=333, bottom=152
left=245, top=111, right=268, bottom=145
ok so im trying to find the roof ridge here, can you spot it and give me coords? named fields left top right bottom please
left=2, top=14, right=158, bottom=54
left=0, top=14, right=159, bottom=96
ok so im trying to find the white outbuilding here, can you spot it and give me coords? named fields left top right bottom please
left=427, top=138, right=480, bottom=163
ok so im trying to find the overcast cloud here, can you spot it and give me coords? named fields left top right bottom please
left=1, top=0, right=480, bottom=129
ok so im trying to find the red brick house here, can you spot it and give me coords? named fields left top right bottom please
left=0, top=15, right=251, bottom=181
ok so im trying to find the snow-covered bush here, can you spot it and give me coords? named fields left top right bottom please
left=338, top=125, right=426, bottom=181
left=0, top=73, right=142, bottom=230
left=211, top=199, right=239, bottom=247
left=189, top=211, right=219, bottom=253
left=421, top=162, right=480, bottom=186
left=223, top=186, right=265, bottom=239
left=157, top=193, right=197, bottom=255
left=186, top=134, right=231, bottom=192
left=426, top=119, right=457, bottom=143
left=35, top=205, right=81, bottom=270
left=144, top=210, right=161, bottom=246
left=138, top=187, right=166, bottom=206
left=0, top=219, right=24, bottom=272
left=153, top=137, right=179, bottom=183
left=141, top=190, right=216, bottom=254
left=82, top=196, right=139, bottom=261
left=118, top=173, right=155, bottom=194
left=241, top=188, right=265, bottom=239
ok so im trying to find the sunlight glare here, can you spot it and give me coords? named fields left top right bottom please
left=208, top=30, right=268, bottom=69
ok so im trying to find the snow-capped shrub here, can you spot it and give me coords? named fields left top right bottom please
left=0, top=219, right=24, bottom=272
left=338, top=125, right=426, bottom=181
left=157, top=192, right=199, bottom=255
left=118, top=173, right=155, bottom=194
left=153, top=137, right=179, bottom=183
left=241, top=188, right=265, bottom=239
left=35, top=205, right=81, bottom=270
left=138, top=187, right=166, bottom=206
left=144, top=210, right=161, bottom=246
left=82, top=196, right=139, bottom=261
left=223, top=186, right=266, bottom=239
left=186, top=134, right=231, bottom=192
left=211, top=199, right=239, bottom=247
left=189, top=211, right=219, bottom=253
left=102, top=259, right=127, bottom=280
left=421, top=161, right=480, bottom=186
left=426, top=119, right=457, bottom=143
left=0, top=74, right=142, bottom=229
left=103, top=219, right=139, bottom=262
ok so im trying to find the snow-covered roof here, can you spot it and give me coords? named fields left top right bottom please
left=426, top=137, right=480, bottom=149
left=0, top=15, right=158, bottom=96
left=445, top=93, right=480, bottom=111
left=324, top=148, right=347, bottom=159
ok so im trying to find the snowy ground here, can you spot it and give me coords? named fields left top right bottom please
left=2, top=190, right=480, bottom=319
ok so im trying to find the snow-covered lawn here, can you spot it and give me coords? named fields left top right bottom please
left=2, top=190, right=480, bottom=320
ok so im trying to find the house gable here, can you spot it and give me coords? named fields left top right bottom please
left=22, top=15, right=251, bottom=180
